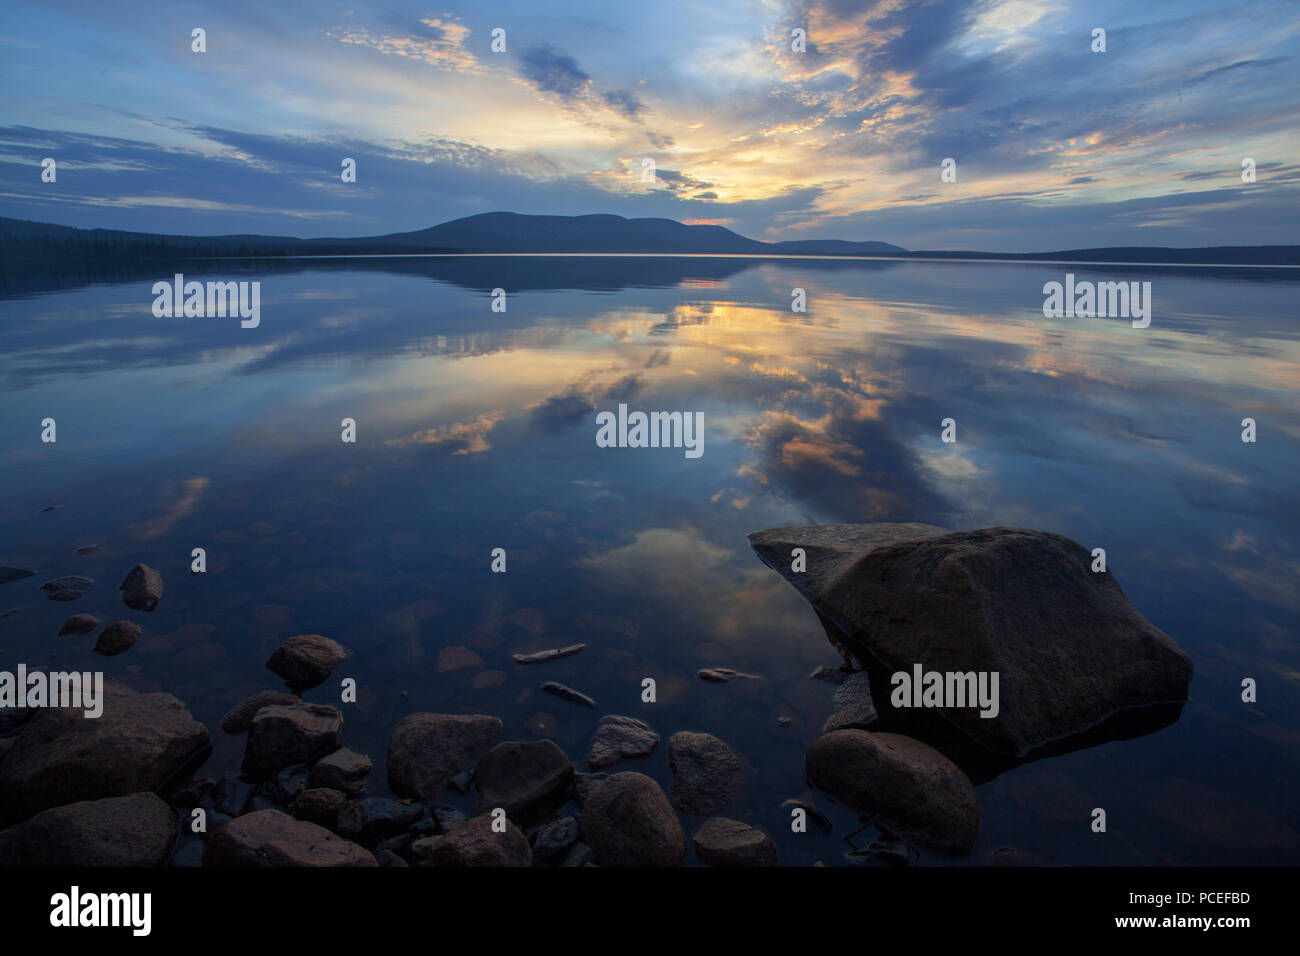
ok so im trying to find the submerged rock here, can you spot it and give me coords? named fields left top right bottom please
left=242, top=703, right=342, bottom=777
left=512, top=643, right=586, bottom=664
left=387, top=713, right=501, bottom=801
left=0, top=567, right=36, bottom=586
left=582, top=772, right=685, bottom=867
left=265, top=634, right=347, bottom=692
left=0, top=792, right=177, bottom=867
left=749, top=523, right=1193, bottom=756
left=805, top=729, right=978, bottom=855
left=692, top=818, right=777, bottom=867
left=588, top=715, right=659, bottom=770
left=697, top=667, right=761, bottom=683
left=94, top=620, right=142, bottom=656
left=531, top=815, right=580, bottom=863
left=0, top=689, right=210, bottom=827
left=220, top=690, right=300, bottom=734
left=474, top=739, right=574, bottom=823
left=58, top=613, right=101, bottom=636
left=668, top=731, right=742, bottom=816
left=40, top=576, right=93, bottom=602
left=411, top=813, right=531, bottom=867
left=541, top=681, right=595, bottom=708
left=119, top=564, right=162, bottom=612
left=206, top=809, right=376, bottom=866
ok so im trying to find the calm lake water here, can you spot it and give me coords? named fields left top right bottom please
left=2, top=256, right=1298, bottom=865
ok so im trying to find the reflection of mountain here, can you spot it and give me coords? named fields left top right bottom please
left=0, top=251, right=908, bottom=300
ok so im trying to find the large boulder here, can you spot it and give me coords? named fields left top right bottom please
left=806, top=729, right=978, bottom=855
left=581, top=771, right=685, bottom=867
left=265, top=634, right=348, bottom=692
left=0, top=688, right=210, bottom=827
left=242, top=703, right=342, bottom=778
left=410, top=813, right=531, bottom=867
left=749, top=524, right=1193, bottom=756
left=0, top=792, right=177, bottom=866
left=206, top=809, right=376, bottom=866
left=387, top=713, right=501, bottom=801
left=667, top=731, right=741, bottom=816
left=691, top=817, right=778, bottom=867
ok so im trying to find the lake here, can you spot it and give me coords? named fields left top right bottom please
left=2, top=255, right=1297, bottom=865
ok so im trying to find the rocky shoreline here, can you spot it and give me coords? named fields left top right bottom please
left=0, top=524, right=1194, bottom=866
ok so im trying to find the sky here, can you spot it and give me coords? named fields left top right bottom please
left=1, top=0, right=1298, bottom=251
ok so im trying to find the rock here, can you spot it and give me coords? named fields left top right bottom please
left=242, top=703, right=342, bottom=778
left=582, top=772, right=685, bottom=867
left=809, top=665, right=849, bottom=684
left=541, top=681, right=595, bottom=708
left=823, top=672, right=878, bottom=732
left=668, top=731, right=742, bottom=816
left=170, top=840, right=205, bottom=867
left=168, top=778, right=214, bottom=808
left=265, top=634, right=347, bottom=692
left=430, top=805, right=468, bottom=833
left=588, top=715, right=659, bottom=770
left=40, top=576, right=93, bottom=602
left=220, top=690, right=300, bottom=734
left=0, top=792, right=177, bottom=866
left=376, top=849, right=408, bottom=867
left=337, top=798, right=424, bottom=844
left=805, top=729, right=978, bottom=855
left=206, top=809, right=376, bottom=866
left=573, top=772, right=608, bottom=807
left=560, top=842, right=593, bottom=867
left=74, top=545, right=98, bottom=556
left=697, top=668, right=761, bottom=683
left=512, top=643, right=586, bottom=664
left=293, top=788, right=347, bottom=827
left=274, top=765, right=310, bottom=804
left=472, top=670, right=508, bottom=691
left=57, top=613, right=100, bottom=636
left=531, top=815, right=579, bottom=863
left=436, top=645, right=485, bottom=674
left=387, top=713, right=501, bottom=801
left=691, top=817, right=777, bottom=867
left=212, top=773, right=258, bottom=817
left=93, top=620, right=142, bottom=656
left=749, top=524, right=1194, bottom=755
left=309, top=749, right=372, bottom=795
left=448, top=770, right=474, bottom=793
left=474, top=739, right=574, bottom=823
left=0, top=567, right=36, bottom=585
left=781, top=797, right=832, bottom=833
left=411, top=813, right=531, bottom=867
left=118, top=564, right=162, bottom=612
left=0, top=690, right=210, bottom=827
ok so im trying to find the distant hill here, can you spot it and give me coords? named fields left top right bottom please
left=0, top=212, right=1296, bottom=265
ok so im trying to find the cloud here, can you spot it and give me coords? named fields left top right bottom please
left=517, top=43, right=591, bottom=100
left=603, top=89, right=647, bottom=118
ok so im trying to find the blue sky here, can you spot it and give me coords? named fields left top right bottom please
left=1, top=0, right=1297, bottom=250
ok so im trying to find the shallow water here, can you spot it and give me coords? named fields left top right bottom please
left=2, top=255, right=1297, bottom=865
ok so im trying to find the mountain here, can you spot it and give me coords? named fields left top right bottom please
left=0, top=212, right=904, bottom=258
left=370, top=212, right=905, bottom=256
left=1, top=212, right=1296, bottom=264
